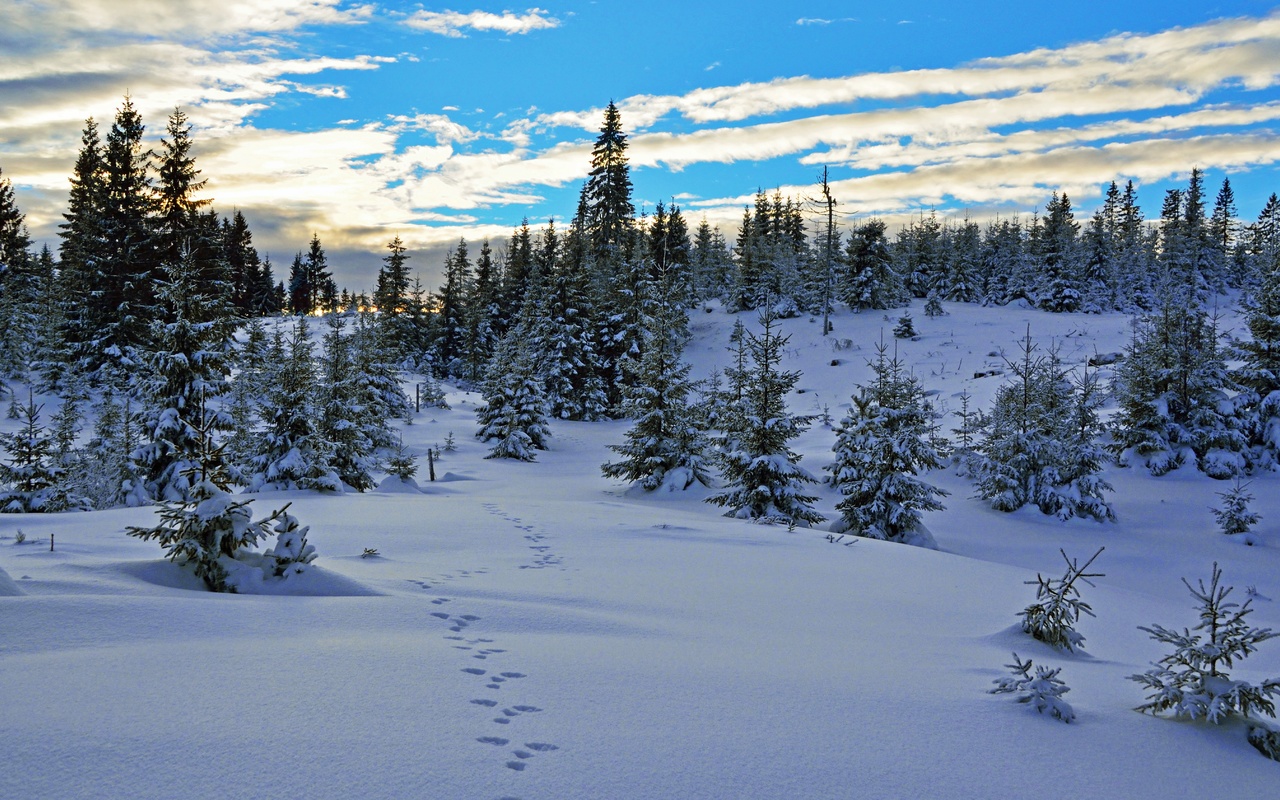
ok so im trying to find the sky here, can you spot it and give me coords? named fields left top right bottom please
left=3, top=1, right=1280, bottom=289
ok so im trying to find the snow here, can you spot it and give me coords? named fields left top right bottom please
left=2, top=299, right=1279, bottom=798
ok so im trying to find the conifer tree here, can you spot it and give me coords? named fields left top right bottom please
left=602, top=268, right=709, bottom=491
left=0, top=391, right=66, bottom=512
left=0, top=165, right=36, bottom=382
left=973, top=331, right=1114, bottom=519
left=841, top=218, right=900, bottom=311
left=476, top=332, right=550, bottom=461
left=247, top=317, right=340, bottom=491
left=827, top=339, right=949, bottom=545
left=584, top=101, right=635, bottom=269
left=707, top=308, right=824, bottom=526
left=132, top=244, right=236, bottom=504
left=127, top=402, right=311, bottom=593
left=318, top=314, right=375, bottom=491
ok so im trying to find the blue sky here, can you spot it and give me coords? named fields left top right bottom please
left=3, top=1, right=1280, bottom=288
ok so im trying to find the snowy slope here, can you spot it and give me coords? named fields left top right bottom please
left=2, top=299, right=1278, bottom=799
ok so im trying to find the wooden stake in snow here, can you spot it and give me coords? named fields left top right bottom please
left=427, top=449, right=436, bottom=482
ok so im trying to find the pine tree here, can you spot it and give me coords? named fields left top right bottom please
left=584, top=101, right=635, bottom=269
left=246, top=317, right=340, bottom=492
left=827, top=339, right=948, bottom=545
left=1132, top=563, right=1279, bottom=723
left=707, top=308, right=824, bottom=526
left=602, top=270, right=709, bottom=491
left=0, top=391, right=67, bottom=512
left=476, top=332, right=551, bottom=461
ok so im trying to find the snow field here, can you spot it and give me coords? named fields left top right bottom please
left=2, top=299, right=1278, bottom=799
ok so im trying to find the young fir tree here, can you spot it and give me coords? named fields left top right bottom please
left=127, top=403, right=314, bottom=593
left=0, top=392, right=67, bottom=513
left=224, top=317, right=270, bottom=480
left=827, top=339, right=949, bottom=546
left=602, top=268, right=710, bottom=491
left=318, top=314, right=375, bottom=491
left=1111, top=304, right=1247, bottom=478
left=246, top=317, right=340, bottom=492
left=707, top=308, right=824, bottom=526
left=1132, top=563, right=1279, bottom=723
left=972, top=331, right=1114, bottom=520
left=476, top=331, right=551, bottom=461
left=1212, top=479, right=1260, bottom=538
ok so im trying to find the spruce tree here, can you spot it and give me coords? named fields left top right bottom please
left=707, top=308, right=824, bottom=526
left=973, top=332, right=1114, bottom=520
left=476, top=332, right=550, bottom=461
left=584, top=101, right=635, bottom=268
left=132, top=244, right=237, bottom=504
left=827, top=339, right=949, bottom=545
left=0, top=391, right=66, bottom=513
left=318, top=314, right=375, bottom=491
left=127, top=404, right=311, bottom=593
left=246, top=317, right=340, bottom=492
left=602, top=269, right=709, bottom=491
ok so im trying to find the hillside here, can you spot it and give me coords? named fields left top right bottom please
left=1, top=298, right=1278, bottom=800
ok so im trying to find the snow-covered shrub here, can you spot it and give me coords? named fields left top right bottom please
left=1212, top=479, right=1260, bottom=538
left=893, top=313, right=916, bottom=339
left=1250, top=726, right=1280, bottom=761
left=1020, top=547, right=1104, bottom=653
left=264, top=509, right=317, bottom=578
left=989, top=652, right=1075, bottom=723
left=1131, top=563, right=1279, bottom=723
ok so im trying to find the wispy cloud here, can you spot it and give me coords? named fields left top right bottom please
left=403, top=8, right=560, bottom=37
left=795, top=17, right=856, bottom=26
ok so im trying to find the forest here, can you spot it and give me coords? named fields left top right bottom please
left=2, top=96, right=1280, bottom=528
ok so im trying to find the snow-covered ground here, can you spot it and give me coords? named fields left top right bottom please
left=2, top=299, right=1278, bottom=799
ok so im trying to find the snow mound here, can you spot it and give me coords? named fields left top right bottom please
left=0, top=564, right=24, bottom=596
left=437, top=471, right=477, bottom=482
left=125, top=559, right=380, bottom=596
left=376, top=475, right=423, bottom=493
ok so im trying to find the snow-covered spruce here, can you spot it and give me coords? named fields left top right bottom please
left=245, top=317, right=341, bottom=492
left=476, top=331, right=550, bottom=461
left=0, top=391, right=68, bottom=512
left=1212, top=478, right=1260, bottom=539
left=707, top=307, right=823, bottom=526
left=602, top=272, right=710, bottom=492
left=1020, top=547, right=1104, bottom=653
left=989, top=652, right=1075, bottom=723
left=126, top=417, right=314, bottom=593
left=826, top=339, right=948, bottom=546
left=1131, top=562, right=1280, bottom=723
left=971, top=330, right=1115, bottom=521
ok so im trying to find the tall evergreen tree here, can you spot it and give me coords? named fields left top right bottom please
left=707, top=309, right=824, bottom=526
left=246, top=317, right=340, bottom=492
left=584, top=101, right=635, bottom=269
left=476, top=332, right=550, bottom=461
left=602, top=267, right=709, bottom=491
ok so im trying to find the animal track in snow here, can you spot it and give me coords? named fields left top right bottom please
left=505, top=761, right=526, bottom=771
left=524, top=742, right=558, bottom=752
left=462, top=667, right=486, bottom=675
left=471, top=699, right=499, bottom=707
left=477, top=736, right=509, bottom=746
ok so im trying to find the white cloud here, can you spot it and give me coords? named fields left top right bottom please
left=403, top=8, right=560, bottom=38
